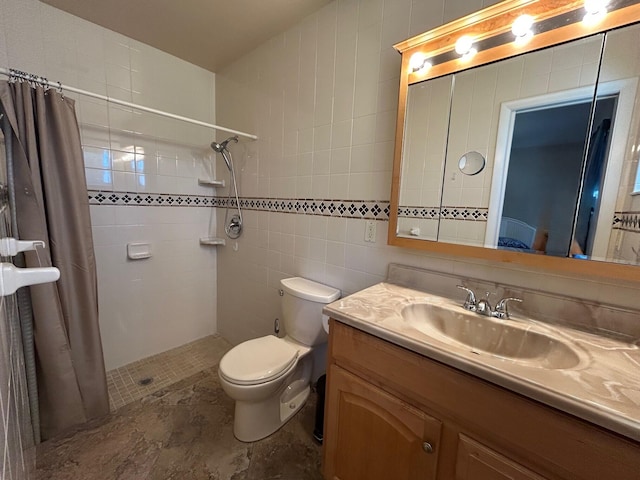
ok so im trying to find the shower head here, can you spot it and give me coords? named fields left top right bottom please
left=211, top=136, right=239, bottom=171
left=211, top=135, right=238, bottom=154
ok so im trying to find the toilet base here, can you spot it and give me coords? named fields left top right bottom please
left=280, top=383, right=310, bottom=425
left=233, top=383, right=310, bottom=442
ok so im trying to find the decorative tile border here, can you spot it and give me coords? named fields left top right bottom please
left=398, top=206, right=441, bottom=219
left=229, top=197, right=390, bottom=220
left=440, top=206, right=489, bottom=221
left=398, top=205, right=489, bottom=222
left=86, top=192, right=638, bottom=230
left=88, top=190, right=391, bottom=221
left=613, top=211, right=640, bottom=233
left=88, top=190, right=216, bottom=207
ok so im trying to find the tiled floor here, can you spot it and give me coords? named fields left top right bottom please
left=106, top=335, right=232, bottom=410
left=38, top=342, right=324, bottom=479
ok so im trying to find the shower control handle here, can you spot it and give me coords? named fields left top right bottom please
left=226, top=214, right=243, bottom=239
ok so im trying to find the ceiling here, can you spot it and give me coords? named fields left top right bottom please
left=40, top=0, right=331, bottom=72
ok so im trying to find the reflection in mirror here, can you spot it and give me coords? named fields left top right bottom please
left=597, top=23, right=640, bottom=266
left=439, top=35, right=604, bottom=250
left=397, top=75, right=453, bottom=240
left=497, top=98, right=615, bottom=257
left=390, top=0, right=640, bottom=279
left=458, top=152, right=486, bottom=175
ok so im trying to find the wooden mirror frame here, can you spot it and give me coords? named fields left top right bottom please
left=389, top=0, right=640, bottom=282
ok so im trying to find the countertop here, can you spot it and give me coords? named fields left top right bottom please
left=323, top=282, right=640, bottom=442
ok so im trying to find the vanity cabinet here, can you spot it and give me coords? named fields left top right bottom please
left=322, top=320, right=640, bottom=480
left=455, top=435, right=545, bottom=480
left=324, top=365, right=441, bottom=480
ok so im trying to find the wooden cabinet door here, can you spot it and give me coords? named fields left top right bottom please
left=455, top=435, right=547, bottom=480
left=323, top=365, right=442, bottom=480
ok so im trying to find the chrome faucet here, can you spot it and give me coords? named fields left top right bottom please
left=475, top=292, right=494, bottom=317
left=493, top=297, right=523, bottom=319
left=456, top=285, right=522, bottom=320
left=456, top=285, right=477, bottom=311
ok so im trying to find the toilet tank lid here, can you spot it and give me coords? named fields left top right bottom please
left=280, top=277, right=341, bottom=303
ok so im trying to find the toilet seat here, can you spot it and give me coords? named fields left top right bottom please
left=219, top=336, right=300, bottom=386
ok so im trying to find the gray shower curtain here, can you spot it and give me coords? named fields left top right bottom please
left=0, top=81, right=109, bottom=440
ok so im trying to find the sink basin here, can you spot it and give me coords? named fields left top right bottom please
left=401, top=303, right=584, bottom=369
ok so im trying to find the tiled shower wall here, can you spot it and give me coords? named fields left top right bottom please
left=215, top=0, right=640, bottom=346
left=0, top=0, right=219, bottom=370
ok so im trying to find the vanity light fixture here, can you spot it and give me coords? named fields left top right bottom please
left=583, top=0, right=609, bottom=26
left=512, top=14, right=535, bottom=46
left=409, top=52, right=432, bottom=73
left=455, top=35, right=477, bottom=61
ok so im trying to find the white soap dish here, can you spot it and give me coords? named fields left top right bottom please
left=198, top=179, right=225, bottom=187
left=127, top=243, right=152, bottom=259
left=199, top=237, right=226, bottom=246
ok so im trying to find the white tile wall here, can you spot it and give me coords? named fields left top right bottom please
left=91, top=205, right=218, bottom=369
left=215, top=0, right=640, bottom=346
left=0, top=0, right=220, bottom=371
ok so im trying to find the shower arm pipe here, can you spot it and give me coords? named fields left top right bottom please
left=0, top=67, right=258, bottom=141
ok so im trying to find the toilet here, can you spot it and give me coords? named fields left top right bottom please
left=218, top=277, right=341, bottom=442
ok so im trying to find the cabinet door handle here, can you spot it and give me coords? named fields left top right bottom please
left=422, top=442, right=434, bottom=453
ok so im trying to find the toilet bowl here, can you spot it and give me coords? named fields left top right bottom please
left=218, top=277, right=340, bottom=442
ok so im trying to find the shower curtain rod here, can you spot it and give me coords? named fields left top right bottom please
left=0, top=67, right=258, bottom=140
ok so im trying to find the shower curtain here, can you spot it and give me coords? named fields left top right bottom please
left=0, top=80, right=108, bottom=440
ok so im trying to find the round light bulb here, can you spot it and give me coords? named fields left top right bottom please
left=455, top=35, right=475, bottom=56
left=409, top=52, right=431, bottom=73
left=583, top=0, right=609, bottom=25
left=584, top=0, right=609, bottom=15
left=461, top=47, right=477, bottom=61
left=514, top=31, right=533, bottom=46
left=512, top=14, right=534, bottom=38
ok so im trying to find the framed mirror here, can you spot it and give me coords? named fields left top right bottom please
left=389, top=0, right=640, bottom=281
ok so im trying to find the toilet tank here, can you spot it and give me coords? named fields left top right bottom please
left=280, top=277, right=341, bottom=346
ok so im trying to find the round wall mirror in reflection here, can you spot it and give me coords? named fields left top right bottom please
left=458, top=151, right=486, bottom=175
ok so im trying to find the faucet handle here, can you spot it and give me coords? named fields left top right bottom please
left=456, top=285, right=477, bottom=311
left=494, top=297, right=523, bottom=319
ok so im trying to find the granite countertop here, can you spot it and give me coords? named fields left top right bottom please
left=323, top=282, right=640, bottom=442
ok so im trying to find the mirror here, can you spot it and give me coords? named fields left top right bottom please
left=458, top=152, right=485, bottom=176
left=398, top=75, right=453, bottom=241
left=443, top=35, right=603, bottom=252
left=390, top=0, right=640, bottom=281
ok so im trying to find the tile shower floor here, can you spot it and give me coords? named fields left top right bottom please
left=106, top=335, right=232, bottom=410
left=37, top=335, right=323, bottom=480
